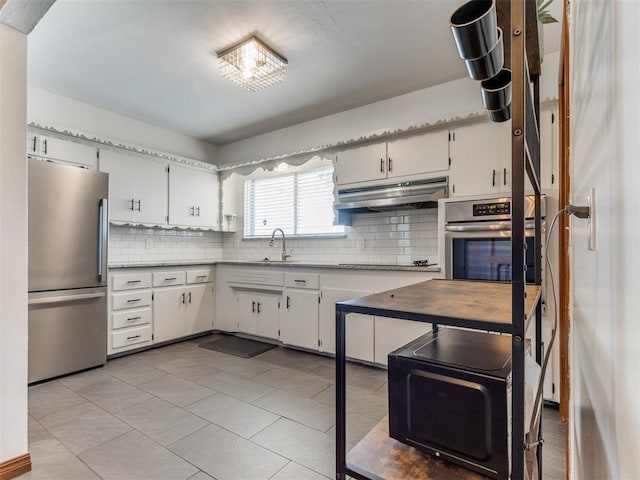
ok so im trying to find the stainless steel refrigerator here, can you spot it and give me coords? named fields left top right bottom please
left=28, top=158, right=109, bottom=383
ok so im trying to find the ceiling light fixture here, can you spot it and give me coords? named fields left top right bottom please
left=217, top=36, right=287, bottom=92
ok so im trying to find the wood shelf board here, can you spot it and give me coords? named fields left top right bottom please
left=338, top=279, right=541, bottom=333
left=346, top=417, right=490, bottom=480
left=497, top=0, right=541, bottom=76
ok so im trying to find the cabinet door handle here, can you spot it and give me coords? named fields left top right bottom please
left=126, top=335, right=141, bottom=341
left=380, top=158, right=384, bottom=173
left=126, top=298, right=142, bottom=303
left=286, top=296, right=291, bottom=309
left=388, top=157, right=392, bottom=173
left=252, top=301, right=256, bottom=313
left=43, top=139, right=48, bottom=155
left=130, top=199, right=135, bottom=211
left=127, top=316, right=142, bottom=322
left=136, top=200, right=141, bottom=211
left=181, top=292, right=186, bottom=304
left=503, top=168, right=507, bottom=186
left=196, top=206, right=200, bottom=217
left=126, top=280, right=141, bottom=284
left=32, top=136, right=37, bottom=152
left=492, top=169, right=496, bottom=187
left=257, top=302, right=261, bottom=314
left=187, top=291, right=192, bottom=303
left=164, top=277, right=177, bottom=281
left=196, top=275, right=208, bottom=279
left=294, top=279, right=306, bottom=284
left=190, top=206, right=194, bottom=216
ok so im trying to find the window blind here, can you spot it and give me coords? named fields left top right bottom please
left=244, top=166, right=344, bottom=236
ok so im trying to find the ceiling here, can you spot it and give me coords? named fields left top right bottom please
left=27, top=1, right=562, bottom=146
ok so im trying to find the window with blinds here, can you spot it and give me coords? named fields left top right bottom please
left=244, top=166, right=344, bottom=236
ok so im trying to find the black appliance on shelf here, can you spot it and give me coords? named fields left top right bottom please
left=388, top=328, right=512, bottom=479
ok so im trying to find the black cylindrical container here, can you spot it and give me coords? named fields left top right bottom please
left=463, top=27, right=503, bottom=81
left=450, top=0, right=497, bottom=60
left=481, top=68, right=512, bottom=110
left=487, top=104, right=512, bottom=123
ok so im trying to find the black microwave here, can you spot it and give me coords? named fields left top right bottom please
left=388, top=328, right=513, bottom=479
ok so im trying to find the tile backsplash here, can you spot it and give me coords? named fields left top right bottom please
left=221, top=208, right=439, bottom=265
left=108, top=226, right=223, bottom=264
left=108, top=208, right=438, bottom=266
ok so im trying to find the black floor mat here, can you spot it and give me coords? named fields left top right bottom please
left=199, top=335, right=276, bottom=358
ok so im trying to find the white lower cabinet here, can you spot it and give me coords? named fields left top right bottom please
left=281, top=288, right=319, bottom=350
left=108, top=266, right=214, bottom=355
left=373, top=317, right=432, bottom=365
left=187, top=283, right=215, bottom=335
left=153, top=286, right=188, bottom=344
left=109, top=272, right=153, bottom=354
left=237, top=292, right=280, bottom=340
left=319, top=288, right=374, bottom=362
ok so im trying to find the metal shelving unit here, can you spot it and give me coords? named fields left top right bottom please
left=334, top=0, right=543, bottom=479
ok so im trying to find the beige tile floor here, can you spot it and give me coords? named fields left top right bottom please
left=25, top=334, right=566, bottom=480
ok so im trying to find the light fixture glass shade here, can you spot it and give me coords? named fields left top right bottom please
left=217, top=36, right=287, bottom=92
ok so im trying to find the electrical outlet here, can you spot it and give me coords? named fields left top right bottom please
left=588, top=187, right=596, bottom=251
left=145, top=238, right=153, bottom=250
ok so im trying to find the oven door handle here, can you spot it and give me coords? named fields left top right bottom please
left=445, top=221, right=536, bottom=232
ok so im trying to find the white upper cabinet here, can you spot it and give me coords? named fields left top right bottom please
left=334, top=129, right=450, bottom=188
left=386, top=128, right=450, bottom=179
left=334, top=143, right=387, bottom=186
left=27, top=133, right=98, bottom=169
left=99, top=149, right=168, bottom=225
left=449, top=120, right=510, bottom=197
left=168, top=164, right=219, bottom=229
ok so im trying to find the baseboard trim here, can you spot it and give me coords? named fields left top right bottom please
left=0, top=453, right=31, bottom=480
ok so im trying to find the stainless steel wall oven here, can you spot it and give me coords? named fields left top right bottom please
left=444, top=195, right=545, bottom=283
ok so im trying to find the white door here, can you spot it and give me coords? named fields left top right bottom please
left=281, top=289, right=318, bottom=350
left=449, top=122, right=501, bottom=197
left=38, top=135, right=98, bottom=169
left=374, top=317, right=432, bottom=365
left=237, top=291, right=259, bottom=335
left=186, top=284, right=213, bottom=335
left=100, top=149, right=168, bottom=225
left=169, top=164, right=200, bottom=227
left=192, top=169, right=219, bottom=229
left=386, top=129, right=450, bottom=179
left=153, top=287, right=186, bottom=343
left=334, top=143, right=387, bottom=186
left=319, top=288, right=374, bottom=361
left=256, top=293, right=280, bottom=340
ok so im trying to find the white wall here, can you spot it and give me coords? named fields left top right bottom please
left=27, top=86, right=218, bottom=164
left=0, top=23, right=28, bottom=462
left=569, top=1, right=640, bottom=478
left=218, top=52, right=560, bottom=167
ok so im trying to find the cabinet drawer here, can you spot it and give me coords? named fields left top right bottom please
left=284, top=272, right=319, bottom=289
left=112, top=272, right=152, bottom=291
left=153, top=271, right=186, bottom=287
left=187, top=268, right=213, bottom=284
left=112, top=290, right=152, bottom=311
left=112, top=307, right=151, bottom=329
left=112, top=325, right=152, bottom=349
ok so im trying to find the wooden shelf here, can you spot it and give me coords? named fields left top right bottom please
left=337, top=279, right=541, bottom=334
left=346, top=417, right=491, bottom=480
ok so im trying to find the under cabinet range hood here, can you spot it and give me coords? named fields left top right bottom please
left=335, top=176, right=448, bottom=225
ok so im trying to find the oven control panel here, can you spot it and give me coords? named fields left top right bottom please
left=473, top=201, right=511, bottom=217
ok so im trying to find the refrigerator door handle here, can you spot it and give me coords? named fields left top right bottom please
left=98, top=198, right=109, bottom=283
left=28, top=291, right=106, bottom=305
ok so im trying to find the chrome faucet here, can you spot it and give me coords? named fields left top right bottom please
left=269, top=228, right=291, bottom=261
